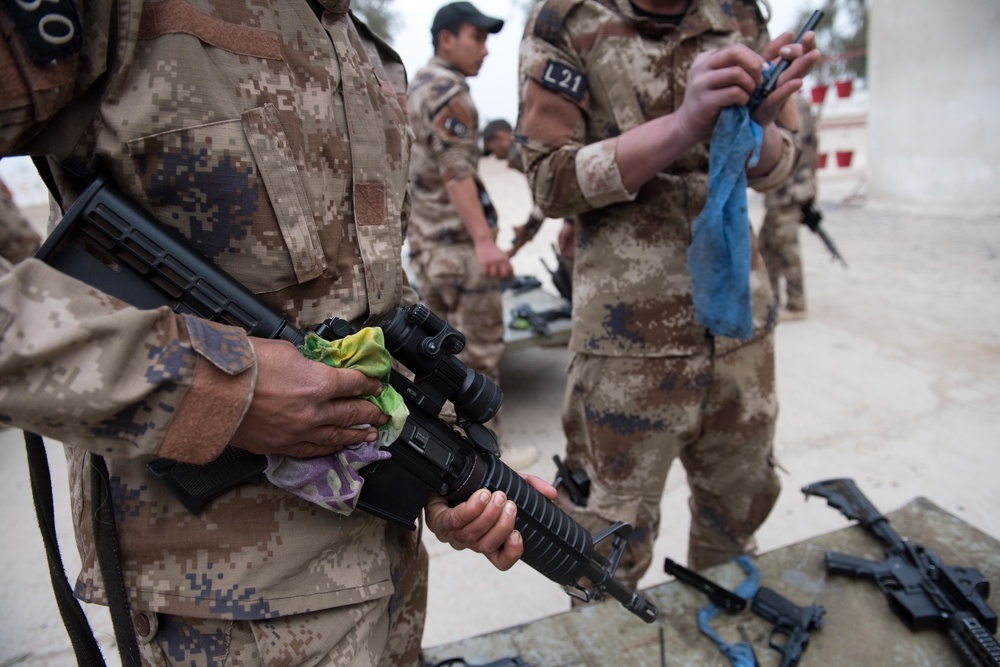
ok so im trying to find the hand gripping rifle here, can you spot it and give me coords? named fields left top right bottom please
left=35, top=174, right=658, bottom=624
left=803, top=478, right=1000, bottom=666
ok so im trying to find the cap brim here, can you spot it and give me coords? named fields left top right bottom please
left=467, top=16, right=504, bottom=33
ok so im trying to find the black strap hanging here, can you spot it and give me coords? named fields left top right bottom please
left=24, top=431, right=142, bottom=666
left=90, top=452, right=142, bottom=666
left=24, top=430, right=106, bottom=666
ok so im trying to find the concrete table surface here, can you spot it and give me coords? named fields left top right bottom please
left=424, top=497, right=1000, bottom=667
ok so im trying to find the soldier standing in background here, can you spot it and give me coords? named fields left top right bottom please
left=0, top=177, right=41, bottom=263
left=761, top=92, right=818, bottom=321
left=517, top=0, right=819, bottom=584
left=481, top=119, right=575, bottom=265
left=407, top=2, right=538, bottom=470
left=0, top=0, right=551, bottom=663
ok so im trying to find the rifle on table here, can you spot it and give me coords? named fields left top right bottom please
left=803, top=478, right=1000, bottom=666
left=509, top=303, right=571, bottom=337
left=800, top=203, right=847, bottom=268
left=34, top=174, right=659, bottom=624
left=664, top=557, right=825, bottom=667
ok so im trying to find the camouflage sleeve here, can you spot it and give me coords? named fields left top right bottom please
left=0, top=259, right=256, bottom=464
left=426, top=86, right=479, bottom=185
left=748, top=125, right=796, bottom=192
left=517, top=8, right=637, bottom=219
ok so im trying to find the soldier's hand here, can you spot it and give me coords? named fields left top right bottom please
left=232, top=338, right=388, bottom=458
left=558, top=218, right=575, bottom=259
left=507, top=222, right=532, bottom=258
left=676, top=44, right=766, bottom=142
left=475, top=239, right=514, bottom=280
left=425, top=474, right=557, bottom=571
left=750, top=30, right=820, bottom=128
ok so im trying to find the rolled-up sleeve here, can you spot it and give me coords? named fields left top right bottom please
left=747, top=126, right=797, bottom=192
left=574, top=137, right=639, bottom=209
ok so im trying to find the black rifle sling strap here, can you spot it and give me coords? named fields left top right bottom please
left=24, top=430, right=105, bottom=666
left=24, top=433, right=142, bottom=666
left=90, top=452, right=143, bottom=666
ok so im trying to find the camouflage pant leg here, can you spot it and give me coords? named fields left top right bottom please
left=410, top=244, right=505, bottom=440
left=558, top=353, right=707, bottom=590
left=682, top=333, right=780, bottom=571
left=759, top=204, right=806, bottom=311
left=134, top=598, right=390, bottom=666
left=558, top=340, right=779, bottom=586
left=382, top=522, right=428, bottom=667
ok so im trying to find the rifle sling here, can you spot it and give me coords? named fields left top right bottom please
left=24, top=431, right=141, bottom=666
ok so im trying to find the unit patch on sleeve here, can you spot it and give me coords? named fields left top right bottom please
left=538, top=59, right=587, bottom=102
left=0, top=0, right=83, bottom=64
left=443, top=116, right=468, bottom=138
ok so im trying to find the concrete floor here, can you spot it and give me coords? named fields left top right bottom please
left=1, top=162, right=998, bottom=665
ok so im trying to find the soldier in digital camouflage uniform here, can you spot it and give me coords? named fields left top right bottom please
left=761, top=92, right=818, bottom=320
left=0, top=178, right=41, bottom=263
left=407, top=3, right=538, bottom=470
left=517, top=0, right=819, bottom=583
left=0, top=0, right=546, bottom=664
left=482, top=119, right=575, bottom=265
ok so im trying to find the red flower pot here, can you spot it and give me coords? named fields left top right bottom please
left=811, top=85, right=829, bottom=104
left=835, top=79, right=854, bottom=98
left=835, top=150, right=854, bottom=168
left=817, top=153, right=828, bottom=169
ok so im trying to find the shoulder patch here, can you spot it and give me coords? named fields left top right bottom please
left=443, top=116, right=467, bottom=137
left=533, top=0, right=588, bottom=45
left=538, top=59, right=587, bottom=102
left=0, top=0, right=83, bottom=65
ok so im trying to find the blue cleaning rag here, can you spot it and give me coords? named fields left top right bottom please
left=696, top=555, right=761, bottom=667
left=687, top=106, right=763, bottom=340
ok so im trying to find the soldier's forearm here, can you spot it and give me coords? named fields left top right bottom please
left=0, top=259, right=255, bottom=461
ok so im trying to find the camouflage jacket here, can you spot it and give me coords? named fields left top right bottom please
left=767, top=93, right=818, bottom=207
left=0, top=0, right=410, bottom=618
left=518, top=0, right=795, bottom=357
left=407, top=56, right=491, bottom=254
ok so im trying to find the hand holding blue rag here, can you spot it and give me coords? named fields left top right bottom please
left=687, top=105, right=763, bottom=340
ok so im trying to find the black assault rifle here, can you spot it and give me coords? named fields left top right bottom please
left=803, top=478, right=1000, bottom=666
left=800, top=203, right=847, bottom=268
left=35, top=174, right=658, bottom=624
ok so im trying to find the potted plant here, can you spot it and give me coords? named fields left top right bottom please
left=835, top=78, right=853, bottom=98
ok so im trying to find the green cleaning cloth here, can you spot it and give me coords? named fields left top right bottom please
left=263, top=327, right=409, bottom=515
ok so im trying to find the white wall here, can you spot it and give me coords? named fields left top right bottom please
left=867, top=0, right=1000, bottom=214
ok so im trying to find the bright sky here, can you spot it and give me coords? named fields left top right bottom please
left=390, top=0, right=818, bottom=127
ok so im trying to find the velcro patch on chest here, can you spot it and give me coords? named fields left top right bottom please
left=537, top=59, right=587, bottom=102
left=0, top=0, right=83, bottom=64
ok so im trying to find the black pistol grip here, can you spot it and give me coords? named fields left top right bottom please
left=824, top=551, right=883, bottom=578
